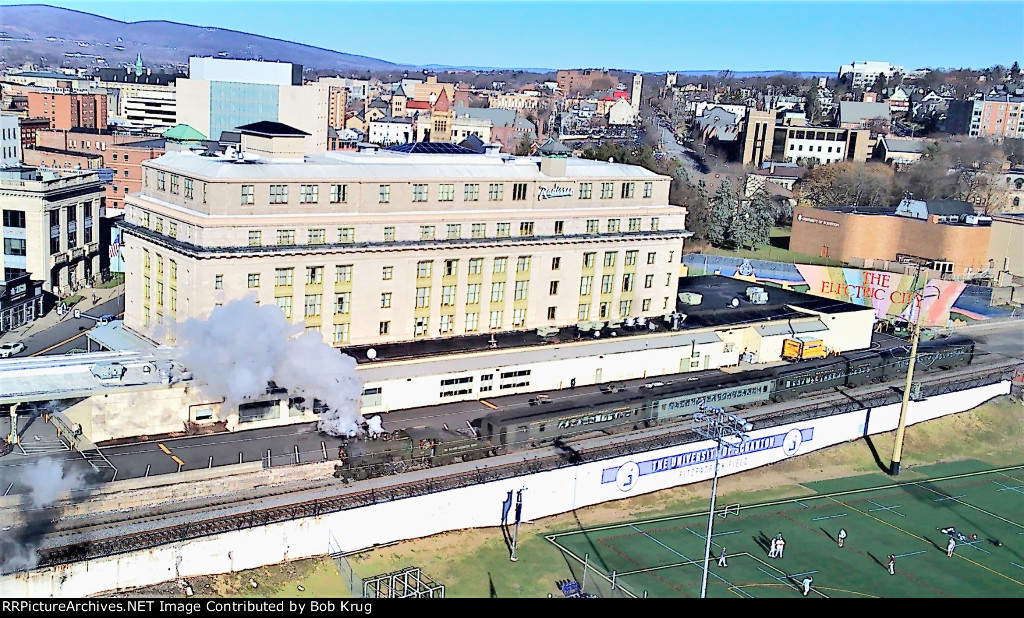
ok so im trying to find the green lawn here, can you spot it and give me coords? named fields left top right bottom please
left=702, top=227, right=846, bottom=267
left=547, top=464, right=1024, bottom=598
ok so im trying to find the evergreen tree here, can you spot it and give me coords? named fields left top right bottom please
left=871, top=73, right=888, bottom=94
left=706, top=179, right=736, bottom=247
left=741, top=189, right=776, bottom=249
left=805, top=86, right=823, bottom=125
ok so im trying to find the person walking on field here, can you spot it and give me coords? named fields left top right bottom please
left=776, top=536, right=786, bottom=558
left=888, top=555, right=896, bottom=575
left=768, top=537, right=779, bottom=558
left=838, top=528, right=847, bottom=548
left=947, top=537, right=956, bottom=558
left=718, top=546, right=728, bottom=567
left=801, top=576, right=813, bottom=596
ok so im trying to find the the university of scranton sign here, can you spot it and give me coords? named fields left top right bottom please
left=537, top=185, right=574, bottom=199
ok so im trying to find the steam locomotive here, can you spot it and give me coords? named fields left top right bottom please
left=333, top=336, right=975, bottom=480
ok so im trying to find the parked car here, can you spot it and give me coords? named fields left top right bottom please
left=0, top=341, right=26, bottom=358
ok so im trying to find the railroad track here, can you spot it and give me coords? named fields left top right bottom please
left=24, top=359, right=1022, bottom=570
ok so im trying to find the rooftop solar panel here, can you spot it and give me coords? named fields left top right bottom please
left=386, top=142, right=479, bottom=154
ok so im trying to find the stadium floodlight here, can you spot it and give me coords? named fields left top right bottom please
left=691, top=407, right=753, bottom=598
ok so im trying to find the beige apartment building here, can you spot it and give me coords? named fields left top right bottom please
left=121, top=129, right=689, bottom=347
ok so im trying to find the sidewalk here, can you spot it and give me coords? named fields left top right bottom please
left=0, top=282, right=124, bottom=344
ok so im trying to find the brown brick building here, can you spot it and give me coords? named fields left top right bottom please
left=790, top=204, right=992, bottom=278
left=26, top=91, right=108, bottom=131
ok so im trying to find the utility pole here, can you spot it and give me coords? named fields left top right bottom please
left=510, top=486, right=526, bottom=561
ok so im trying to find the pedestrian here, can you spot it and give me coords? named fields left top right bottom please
left=947, top=537, right=956, bottom=558
left=801, top=576, right=813, bottom=596
left=768, top=537, right=779, bottom=558
left=776, top=536, right=786, bottom=558
left=718, top=546, right=728, bottom=567
left=838, top=528, right=847, bottom=548
left=887, top=554, right=895, bottom=575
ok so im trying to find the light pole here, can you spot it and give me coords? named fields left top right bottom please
left=692, top=407, right=752, bottom=598
left=509, top=486, right=527, bottom=561
left=889, top=283, right=940, bottom=476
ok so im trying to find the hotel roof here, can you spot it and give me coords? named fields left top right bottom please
left=143, top=149, right=668, bottom=182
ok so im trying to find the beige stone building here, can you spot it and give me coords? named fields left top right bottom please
left=121, top=130, right=689, bottom=347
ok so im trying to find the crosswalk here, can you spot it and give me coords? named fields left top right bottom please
left=17, top=436, right=70, bottom=456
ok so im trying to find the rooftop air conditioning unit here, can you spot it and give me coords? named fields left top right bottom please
left=678, top=292, right=703, bottom=305
left=746, top=286, right=769, bottom=305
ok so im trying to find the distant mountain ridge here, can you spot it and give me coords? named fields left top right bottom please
left=0, top=4, right=406, bottom=72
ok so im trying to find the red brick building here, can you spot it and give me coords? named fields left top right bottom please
left=26, top=91, right=108, bottom=131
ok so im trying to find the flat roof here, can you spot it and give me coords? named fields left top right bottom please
left=144, top=149, right=667, bottom=182
left=87, top=320, right=158, bottom=351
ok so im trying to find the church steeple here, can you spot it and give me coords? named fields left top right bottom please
left=134, top=53, right=144, bottom=77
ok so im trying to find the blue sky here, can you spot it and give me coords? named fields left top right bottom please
left=3, top=1, right=1021, bottom=72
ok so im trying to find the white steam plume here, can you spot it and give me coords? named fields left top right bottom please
left=176, top=298, right=365, bottom=436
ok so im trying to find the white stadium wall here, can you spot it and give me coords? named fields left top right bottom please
left=0, top=380, right=1009, bottom=597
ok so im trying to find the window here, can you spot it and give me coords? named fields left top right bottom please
left=417, top=260, right=433, bottom=278
left=275, top=268, right=294, bottom=286
left=471, top=223, right=486, bottom=238
left=442, top=259, right=458, bottom=277
left=642, top=298, right=652, bottom=311
left=439, top=184, right=455, bottom=201
left=601, top=274, right=614, bottom=294
left=621, top=182, right=635, bottom=199
left=580, top=276, right=593, bottom=295
left=420, top=225, right=436, bottom=241
left=628, top=218, right=641, bottom=232
left=277, top=229, right=295, bottom=245
left=519, top=221, right=534, bottom=237
left=379, top=185, right=391, bottom=203
left=517, top=256, right=531, bottom=272
left=554, top=220, right=564, bottom=235
left=644, top=274, right=654, bottom=288
left=379, top=321, right=390, bottom=335
left=335, top=292, right=352, bottom=314
left=2, top=210, right=25, bottom=228
left=488, top=183, right=504, bottom=201
left=465, top=312, right=479, bottom=332
left=3, top=238, right=26, bottom=256
left=247, top=273, right=260, bottom=288
left=446, top=224, right=461, bottom=239
left=489, top=310, right=503, bottom=329
left=441, top=285, right=456, bottom=306
left=586, top=219, right=599, bottom=234
left=170, top=175, right=179, bottom=194
left=415, top=287, right=431, bottom=308
left=270, top=185, right=288, bottom=204
left=214, top=274, right=223, bottom=289
left=330, top=184, right=347, bottom=203
left=300, top=185, right=319, bottom=203
left=337, top=227, right=354, bottom=243
left=600, top=182, right=614, bottom=199
left=184, top=178, right=194, bottom=199
left=276, top=296, right=292, bottom=318
left=384, top=226, right=395, bottom=242
left=464, top=183, right=480, bottom=201
left=241, top=184, right=254, bottom=205
left=412, top=183, right=428, bottom=202
left=439, top=314, right=454, bottom=334
left=382, top=265, right=393, bottom=280
left=491, top=281, right=505, bottom=302
left=607, top=219, right=620, bottom=233
left=306, top=266, right=323, bottom=285
left=512, top=182, right=528, bottom=200
left=512, top=280, right=528, bottom=301
left=578, top=303, right=590, bottom=320
left=336, top=265, right=353, bottom=283
left=647, top=251, right=657, bottom=265
left=583, top=252, right=596, bottom=268
left=155, top=217, right=164, bottom=234
left=579, top=183, right=593, bottom=199
left=513, top=308, right=526, bottom=327
left=469, top=258, right=483, bottom=275
left=620, top=300, right=632, bottom=316
left=547, top=306, right=557, bottom=320
left=604, top=251, right=617, bottom=267
left=168, top=222, right=177, bottom=238
left=334, top=323, right=350, bottom=344
left=626, top=250, right=638, bottom=266
left=496, top=222, right=511, bottom=237
left=493, top=257, right=507, bottom=274
left=622, top=273, right=634, bottom=292
left=643, top=181, right=653, bottom=198
left=304, top=294, right=322, bottom=317
left=600, top=302, right=610, bottom=319
left=308, top=228, right=326, bottom=244
left=551, top=257, right=561, bottom=270
left=467, top=283, right=481, bottom=304
left=157, top=171, right=166, bottom=191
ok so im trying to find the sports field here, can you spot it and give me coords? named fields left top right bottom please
left=547, top=460, right=1024, bottom=598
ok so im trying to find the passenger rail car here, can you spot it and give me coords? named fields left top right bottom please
left=332, top=336, right=976, bottom=480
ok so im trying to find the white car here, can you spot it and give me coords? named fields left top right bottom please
left=0, top=341, right=26, bottom=358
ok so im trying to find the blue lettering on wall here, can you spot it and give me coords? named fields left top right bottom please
left=600, top=428, right=814, bottom=485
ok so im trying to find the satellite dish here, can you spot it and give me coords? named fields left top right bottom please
left=367, top=348, right=377, bottom=360
left=730, top=298, right=740, bottom=308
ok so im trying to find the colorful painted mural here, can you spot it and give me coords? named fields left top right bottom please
left=682, top=254, right=1018, bottom=326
